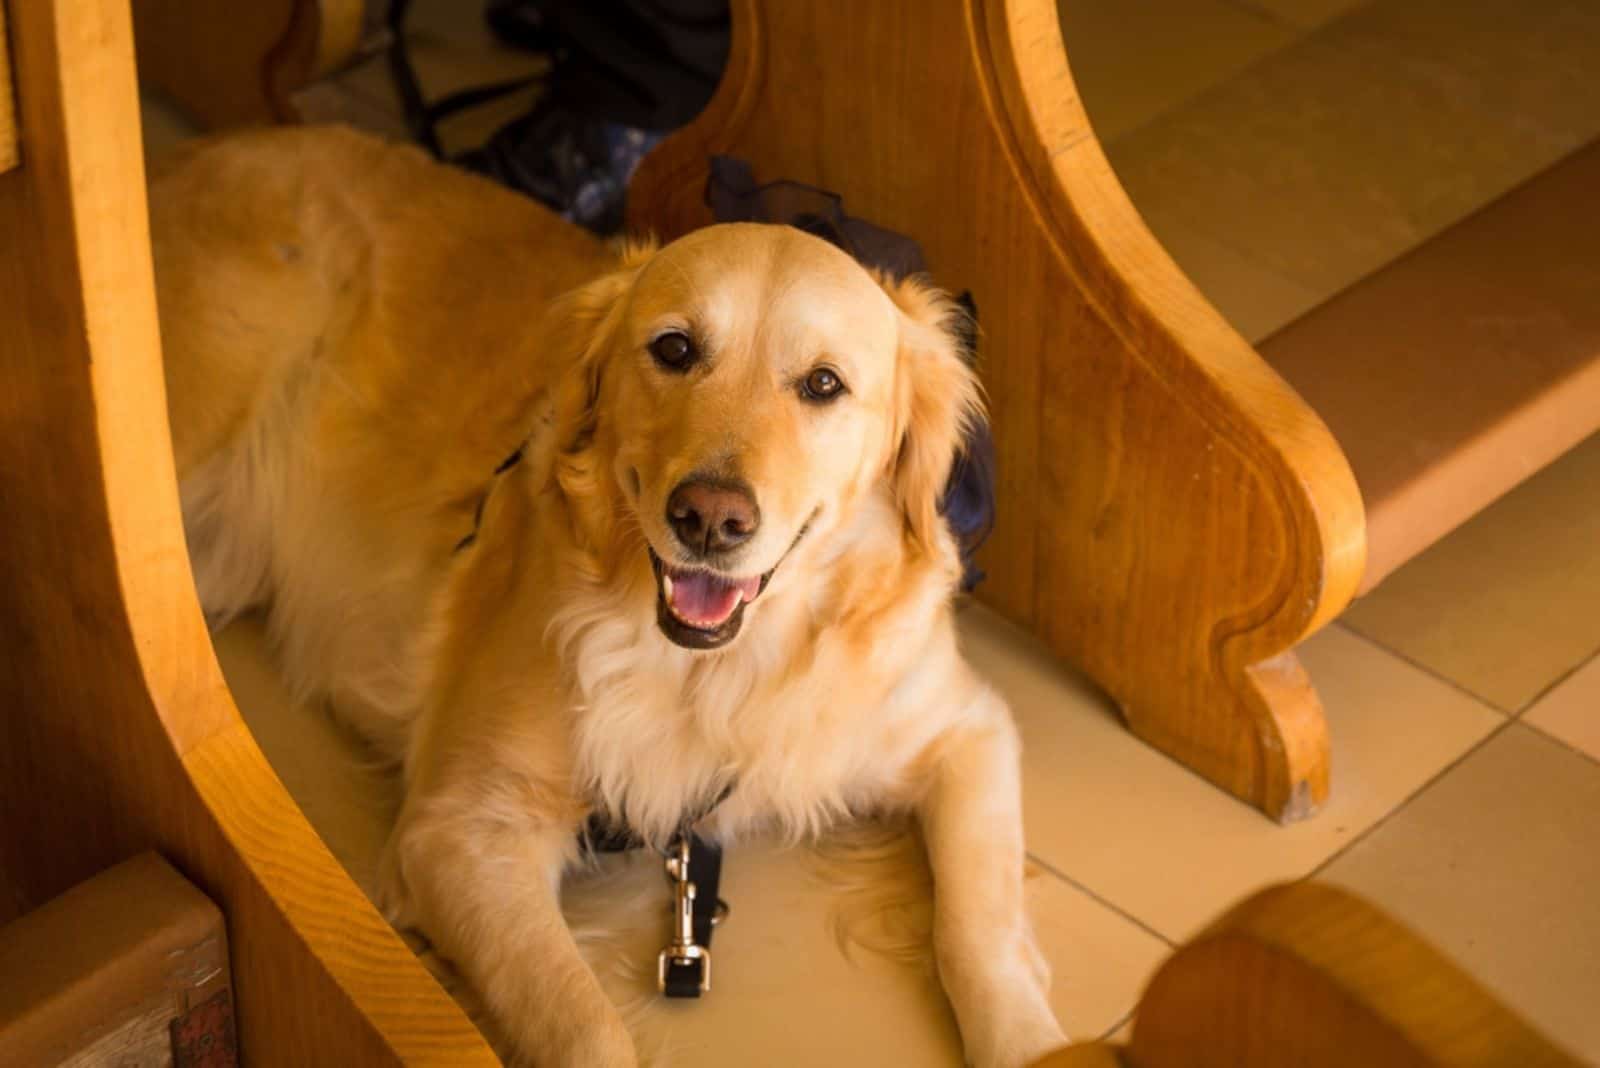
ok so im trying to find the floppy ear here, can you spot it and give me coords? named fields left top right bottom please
left=547, top=238, right=656, bottom=451
left=882, top=274, right=986, bottom=559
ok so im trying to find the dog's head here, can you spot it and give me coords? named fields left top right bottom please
left=551, top=223, right=982, bottom=651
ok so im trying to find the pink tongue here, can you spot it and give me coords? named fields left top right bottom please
left=668, top=569, right=760, bottom=627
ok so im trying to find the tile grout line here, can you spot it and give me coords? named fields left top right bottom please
left=1025, top=851, right=1177, bottom=949
left=1308, top=716, right=1517, bottom=881
left=1333, top=621, right=1515, bottom=715
left=1340, top=618, right=1600, bottom=730
left=1516, top=645, right=1600, bottom=718
left=1521, top=718, right=1600, bottom=773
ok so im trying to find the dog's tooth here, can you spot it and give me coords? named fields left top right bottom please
left=662, top=573, right=675, bottom=601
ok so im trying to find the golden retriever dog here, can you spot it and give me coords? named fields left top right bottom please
left=152, top=125, right=1064, bottom=1067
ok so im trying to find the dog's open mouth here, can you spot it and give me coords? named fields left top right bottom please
left=648, top=548, right=773, bottom=650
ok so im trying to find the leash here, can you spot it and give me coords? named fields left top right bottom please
left=582, top=784, right=734, bottom=999
left=658, top=831, right=726, bottom=996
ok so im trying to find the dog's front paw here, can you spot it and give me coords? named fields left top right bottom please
left=374, top=831, right=416, bottom=929
left=965, top=999, right=1067, bottom=1068
left=512, top=1006, right=637, bottom=1068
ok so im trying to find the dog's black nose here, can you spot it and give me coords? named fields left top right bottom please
left=667, top=478, right=760, bottom=556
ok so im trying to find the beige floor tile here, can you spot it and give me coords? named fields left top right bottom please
left=1320, top=0, right=1600, bottom=176
left=339, top=31, right=545, bottom=105
left=959, top=604, right=1504, bottom=941
left=572, top=839, right=968, bottom=1067
left=333, top=34, right=546, bottom=156
left=1525, top=654, right=1600, bottom=764
left=1058, top=0, right=1294, bottom=143
left=407, top=0, right=511, bottom=53
left=1107, top=35, right=1436, bottom=299
left=1322, top=724, right=1600, bottom=1062
left=1026, top=866, right=1171, bottom=1041
left=1343, top=433, right=1600, bottom=712
left=573, top=842, right=1163, bottom=1064
left=292, top=79, right=413, bottom=142
left=1225, top=0, right=1372, bottom=30
left=212, top=619, right=398, bottom=887
left=1125, top=199, right=1324, bottom=344
left=1108, top=0, right=1600, bottom=300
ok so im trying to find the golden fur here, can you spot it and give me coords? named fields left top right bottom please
left=153, top=125, right=1064, bottom=1067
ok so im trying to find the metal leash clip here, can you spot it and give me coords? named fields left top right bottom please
left=658, top=835, right=711, bottom=995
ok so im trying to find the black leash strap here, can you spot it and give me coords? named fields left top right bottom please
left=453, top=441, right=529, bottom=555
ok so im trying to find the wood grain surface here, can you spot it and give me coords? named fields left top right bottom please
left=0, top=853, right=230, bottom=1066
left=629, top=0, right=1366, bottom=820
left=131, top=0, right=368, bottom=126
left=0, top=1, right=493, bottom=1062
left=1128, top=882, right=1584, bottom=1067
left=1028, top=882, right=1582, bottom=1068
left=0, top=5, right=16, bottom=173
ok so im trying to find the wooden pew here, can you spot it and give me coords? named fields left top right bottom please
left=0, top=1, right=493, bottom=1062
left=1030, top=881, right=1583, bottom=1068
left=627, top=0, right=1600, bottom=821
left=629, top=0, right=1364, bottom=822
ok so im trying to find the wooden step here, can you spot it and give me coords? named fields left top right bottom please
left=1260, top=142, right=1600, bottom=594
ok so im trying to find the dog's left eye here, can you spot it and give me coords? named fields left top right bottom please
left=800, top=366, right=846, bottom=402
left=649, top=330, right=698, bottom=371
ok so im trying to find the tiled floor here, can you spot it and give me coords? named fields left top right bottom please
left=1056, top=0, right=1298, bottom=143
left=1322, top=724, right=1600, bottom=1056
left=146, top=0, right=1599, bottom=1062
left=1341, top=433, right=1600, bottom=713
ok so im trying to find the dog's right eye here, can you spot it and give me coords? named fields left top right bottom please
left=649, top=331, right=698, bottom=372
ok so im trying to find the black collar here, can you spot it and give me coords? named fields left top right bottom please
left=453, top=441, right=528, bottom=554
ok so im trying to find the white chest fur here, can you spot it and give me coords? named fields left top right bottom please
left=560, top=579, right=961, bottom=848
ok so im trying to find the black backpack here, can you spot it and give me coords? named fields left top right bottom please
left=389, top=0, right=730, bottom=232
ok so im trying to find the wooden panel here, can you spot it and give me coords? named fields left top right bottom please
left=630, top=0, right=1365, bottom=819
left=1262, top=142, right=1600, bottom=593
left=0, top=1, right=493, bottom=1063
left=1, top=3, right=17, bottom=173
left=0, top=853, right=230, bottom=1066
left=130, top=0, right=367, bottom=127
left=131, top=0, right=297, bottom=125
